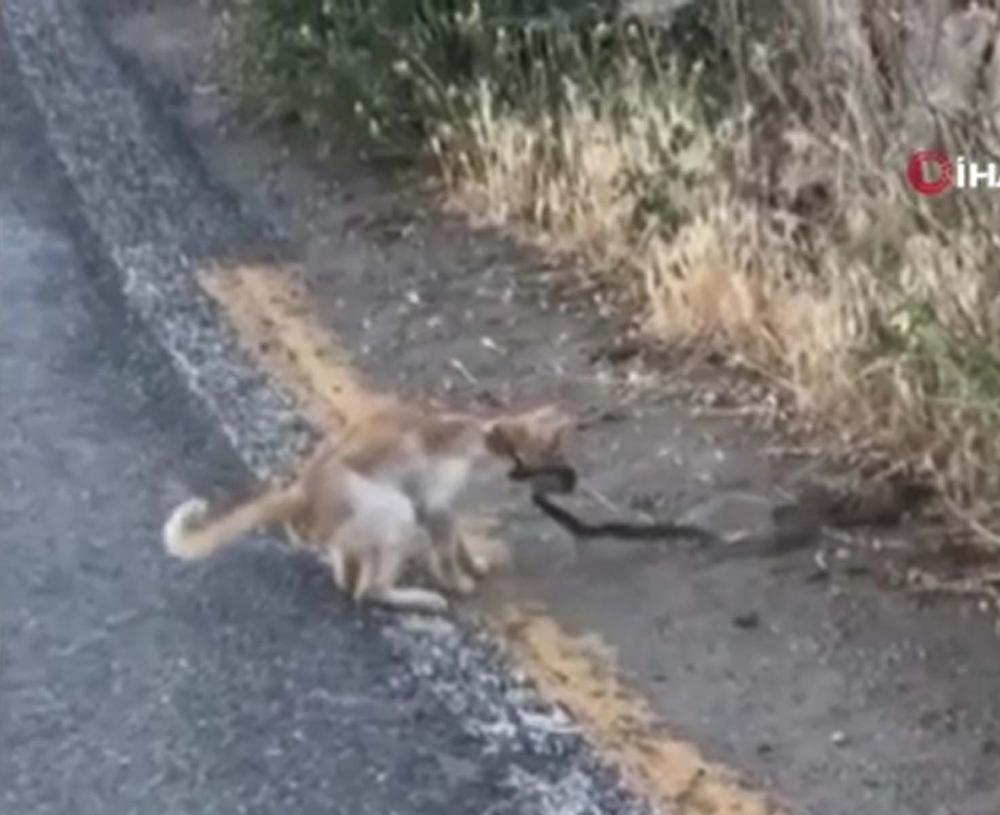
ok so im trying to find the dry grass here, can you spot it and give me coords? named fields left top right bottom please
left=432, top=12, right=1000, bottom=547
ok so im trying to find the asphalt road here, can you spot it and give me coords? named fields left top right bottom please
left=0, top=24, right=635, bottom=815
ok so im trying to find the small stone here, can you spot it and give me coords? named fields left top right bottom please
left=831, top=731, right=848, bottom=746
left=732, top=612, right=760, bottom=630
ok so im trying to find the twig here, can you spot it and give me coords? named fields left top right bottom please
left=941, top=494, right=1000, bottom=550
left=692, top=405, right=771, bottom=418
left=449, top=357, right=480, bottom=387
left=579, top=481, right=655, bottom=522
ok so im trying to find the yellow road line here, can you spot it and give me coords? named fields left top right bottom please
left=198, top=263, right=394, bottom=436
left=197, top=261, right=787, bottom=815
left=490, top=609, right=783, bottom=815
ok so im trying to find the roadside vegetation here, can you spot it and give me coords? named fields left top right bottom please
left=220, top=0, right=1000, bottom=549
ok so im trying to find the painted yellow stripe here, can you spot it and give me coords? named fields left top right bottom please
left=197, top=263, right=394, bottom=435
left=197, top=261, right=787, bottom=815
left=490, top=609, right=784, bottom=815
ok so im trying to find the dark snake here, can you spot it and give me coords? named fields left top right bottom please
left=506, top=457, right=720, bottom=546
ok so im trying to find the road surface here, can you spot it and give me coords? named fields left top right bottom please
left=0, top=21, right=637, bottom=815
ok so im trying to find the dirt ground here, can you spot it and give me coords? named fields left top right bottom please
left=79, top=0, right=1000, bottom=812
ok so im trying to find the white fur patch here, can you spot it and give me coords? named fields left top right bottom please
left=417, top=456, right=472, bottom=512
left=343, top=470, right=418, bottom=545
left=162, top=497, right=209, bottom=559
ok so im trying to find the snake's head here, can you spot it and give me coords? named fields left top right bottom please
left=507, top=457, right=578, bottom=495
